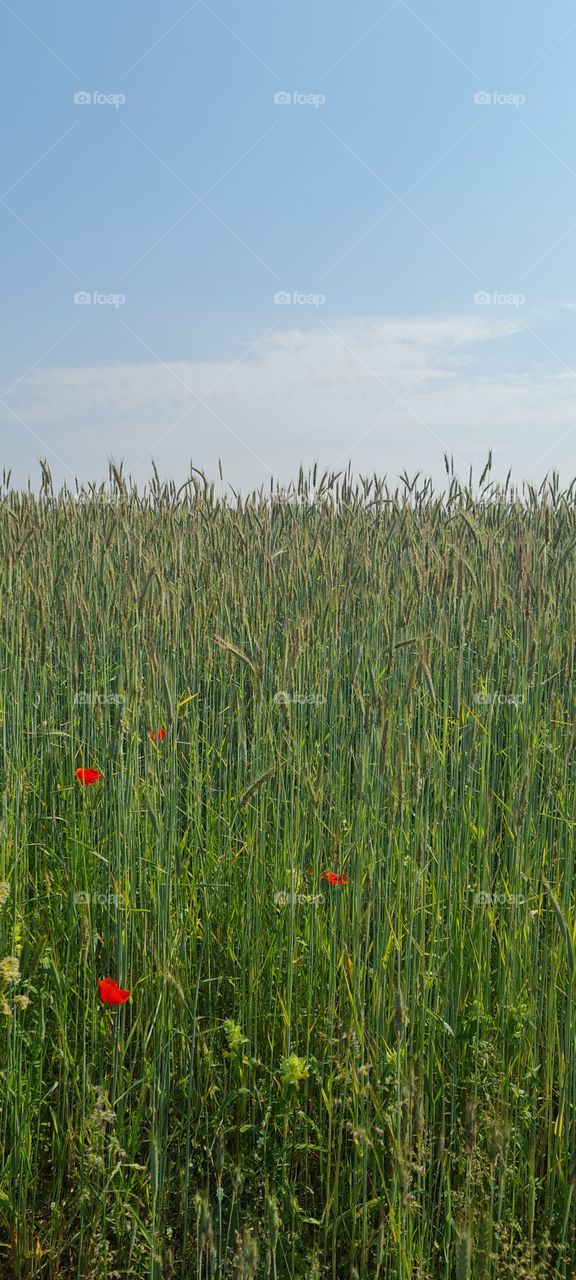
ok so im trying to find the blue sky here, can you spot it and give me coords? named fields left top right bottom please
left=2, top=0, right=576, bottom=493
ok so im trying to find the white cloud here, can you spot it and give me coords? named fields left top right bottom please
left=2, top=312, right=576, bottom=489
left=530, top=302, right=576, bottom=317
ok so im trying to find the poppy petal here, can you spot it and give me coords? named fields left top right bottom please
left=75, top=768, right=103, bottom=785
left=98, top=977, right=130, bottom=1005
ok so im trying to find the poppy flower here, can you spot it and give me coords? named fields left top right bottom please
left=321, top=871, right=348, bottom=885
left=149, top=729, right=166, bottom=741
left=98, top=977, right=130, bottom=1005
left=75, top=768, right=102, bottom=785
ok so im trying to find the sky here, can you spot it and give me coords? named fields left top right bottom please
left=2, top=0, right=576, bottom=495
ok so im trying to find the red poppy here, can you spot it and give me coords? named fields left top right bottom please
left=149, top=729, right=166, bottom=741
left=75, top=768, right=102, bottom=785
left=98, top=977, right=130, bottom=1005
left=321, top=871, right=348, bottom=885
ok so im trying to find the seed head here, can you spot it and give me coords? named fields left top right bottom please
left=194, top=1195, right=213, bottom=1249
left=394, top=988, right=408, bottom=1038
left=223, top=1019, right=248, bottom=1052
left=280, top=1053, right=309, bottom=1087
left=456, top=1229, right=471, bottom=1280
left=0, top=956, right=20, bottom=985
left=240, top=1226, right=259, bottom=1279
left=265, top=1195, right=280, bottom=1250
left=464, top=1100, right=476, bottom=1151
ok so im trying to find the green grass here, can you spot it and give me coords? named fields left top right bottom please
left=1, top=457, right=576, bottom=1278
